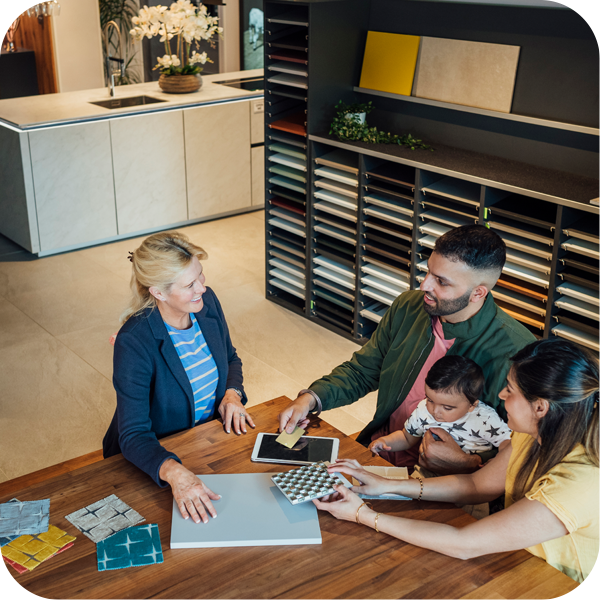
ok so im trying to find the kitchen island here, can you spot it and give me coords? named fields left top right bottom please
left=0, top=70, right=264, bottom=255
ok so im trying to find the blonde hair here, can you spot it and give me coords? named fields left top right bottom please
left=120, top=231, right=208, bottom=324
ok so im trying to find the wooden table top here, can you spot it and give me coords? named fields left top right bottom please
left=0, top=396, right=578, bottom=599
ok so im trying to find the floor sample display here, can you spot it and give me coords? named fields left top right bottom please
left=96, top=524, right=163, bottom=572
left=414, top=37, right=520, bottom=113
left=359, top=32, right=421, bottom=95
left=65, top=494, right=145, bottom=543
left=170, top=473, right=321, bottom=548
left=0, top=498, right=50, bottom=537
left=2, top=524, right=75, bottom=573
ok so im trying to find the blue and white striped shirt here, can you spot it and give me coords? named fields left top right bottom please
left=165, top=313, right=219, bottom=424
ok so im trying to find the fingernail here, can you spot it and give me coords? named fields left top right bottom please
left=184, top=516, right=189, bottom=520
left=226, top=429, right=230, bottom=433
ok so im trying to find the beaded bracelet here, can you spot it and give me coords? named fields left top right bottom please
left=414, top=474, right=424, bottom=501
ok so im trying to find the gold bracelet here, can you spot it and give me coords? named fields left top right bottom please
left=356, top=501, right=372, bottom=524
left=374, top=512, right=381, bottom=533
left=415, top=474, right=424, bottom=501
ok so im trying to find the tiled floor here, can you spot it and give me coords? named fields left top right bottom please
left=0, top=210, right=377, bottom=482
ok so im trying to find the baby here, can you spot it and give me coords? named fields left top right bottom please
left=370, top=355, right=511, bottom=459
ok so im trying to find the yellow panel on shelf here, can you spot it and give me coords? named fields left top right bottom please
left=359, top=32, right=421, bottom=96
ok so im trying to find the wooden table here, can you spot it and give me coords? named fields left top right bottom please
left=0, top=397, right=578, bottom=599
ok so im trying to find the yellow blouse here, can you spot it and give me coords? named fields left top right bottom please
left=505, top=432, right=599, bottom=583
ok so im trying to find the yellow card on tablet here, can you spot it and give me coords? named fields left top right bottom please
left=276, top=427, right=305, bottom=449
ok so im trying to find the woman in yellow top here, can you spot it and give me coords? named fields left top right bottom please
left=317, top=338, right=598, bottom=582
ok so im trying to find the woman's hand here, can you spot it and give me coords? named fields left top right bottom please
left=218, top=389, right=256, bottom=435
left=313, top=484, right=373, bottom=523
left=327, top=459, right=398, bottom=497
left=159, top=459, right=220, bottom=524
left=369, top=436, right=392, bottom=455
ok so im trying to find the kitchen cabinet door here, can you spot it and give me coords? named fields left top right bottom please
left=29, top=121, right=117, bottom=252
left=251, top=146, right=265, bottom=207
left=184, top=101, right=252, bottom=220
left=111, top=110, right=187, bottom=235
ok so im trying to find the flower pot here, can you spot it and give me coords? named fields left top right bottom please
left=158, top=74, right=202, bottom=94
left=345, top=112, right=366, bottom=124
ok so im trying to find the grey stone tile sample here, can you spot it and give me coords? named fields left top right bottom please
left=65, top=494, right=144, bottom=543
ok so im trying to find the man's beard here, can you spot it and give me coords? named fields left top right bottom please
left=423, top=289, right=472, bottom=316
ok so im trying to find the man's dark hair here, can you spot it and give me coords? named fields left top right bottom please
left=425, top=355, right=485, bottom=405
left=434, top=225, right=506, bottom=271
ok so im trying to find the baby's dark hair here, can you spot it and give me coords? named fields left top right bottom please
left=425, top=355, right=485, bottom=405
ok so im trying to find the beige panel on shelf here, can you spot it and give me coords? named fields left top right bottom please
left=29, top=121, right=117, bottom=252
left=110, top=111, right=187, bottom=235
left=185, top=101, right=252, bottom=220
left=414, top=37, right=520, bottom=113
left=251, top=146, right=265, bottom=207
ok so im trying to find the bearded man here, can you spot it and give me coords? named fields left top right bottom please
left=278, top=225, right=535, bottom=475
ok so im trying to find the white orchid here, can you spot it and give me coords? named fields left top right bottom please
left=133, top=2, right=220, bottom=75
left=156, top=54, right=181, bottom=69
left=189, top=51, right=208, bottom=65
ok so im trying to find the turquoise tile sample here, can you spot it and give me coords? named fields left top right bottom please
left=96, top=524, right=163, bottom=571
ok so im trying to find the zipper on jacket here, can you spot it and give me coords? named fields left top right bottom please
left=392, top=328, right=434, bottom=410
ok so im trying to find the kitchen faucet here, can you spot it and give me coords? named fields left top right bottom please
left=102, top=21, right=125, bottom=97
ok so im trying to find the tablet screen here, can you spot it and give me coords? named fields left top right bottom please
left=255, top=434, right=336, bottom=464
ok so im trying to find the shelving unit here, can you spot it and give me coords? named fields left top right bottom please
left=264, top=2, right=310, bottom=314
left=263, top=0, right=599, bottom=350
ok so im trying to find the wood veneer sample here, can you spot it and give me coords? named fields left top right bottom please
left=359, top=32, right=421, bottom=96
left=269, top=112, right=307, bottom=136
left=496, top=277, right=547, bottom=302
left=414, top=37, right=520, bottom=113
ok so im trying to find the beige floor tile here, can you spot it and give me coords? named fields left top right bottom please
left=236, top=347, right=301, bottom=409
left=9, top=270, right=130, bottom=338
left=249, top=209, right=265, bottom=222
left=218, top=281, right=362, bottom=387
left=319, top=407, right=366, bottom=437
left=0, top=335, right=115, bottom=479
left=0, top=297, right=51, bottom=350
left=56, top=320, right=118, bottom=381
left=0, top=250, right=117, bottom=302
left=342, top=391, right=378, bottom=426
left=77, top=234, right=147, bottom=282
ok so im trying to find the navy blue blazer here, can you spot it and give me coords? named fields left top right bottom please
left=102, top=287, right=246, bottom=487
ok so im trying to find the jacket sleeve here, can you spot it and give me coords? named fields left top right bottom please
left=210, top=290, right=247, bottom=405
left=309, top=296, right=402, bottom=410
left=113, top=330, right=182, bottom=487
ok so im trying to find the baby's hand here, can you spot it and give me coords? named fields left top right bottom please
left=368, top=437, right=392, bottom=455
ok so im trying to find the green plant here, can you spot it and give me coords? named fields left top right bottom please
left=98, top=0, right=141, bottom=85
left=329, top=100, right=433, bottom=151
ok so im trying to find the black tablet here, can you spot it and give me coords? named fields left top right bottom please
left=250, top=433, right=339, bottom=466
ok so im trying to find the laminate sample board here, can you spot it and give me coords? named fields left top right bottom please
left=171, top=473, right=321, bottom=548
left=359, top=32, right=421, bottom=96
left=414, top=37, right=520, bottom=113
left=552, top=324, right=599, bottom=352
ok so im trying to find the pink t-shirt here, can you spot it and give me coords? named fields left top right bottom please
left=373, top=316, right=455, bottom=467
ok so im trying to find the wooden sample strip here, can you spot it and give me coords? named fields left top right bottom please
left=414, top=37, right=520, bottom=113
left=269, top=112, right=307, bottom=136
left=359, top=32, right=421, bottom=95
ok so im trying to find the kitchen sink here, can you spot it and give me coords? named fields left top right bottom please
left=213, top=77, right=264, bottom=92
left=90, top=96, right=166, bottom=109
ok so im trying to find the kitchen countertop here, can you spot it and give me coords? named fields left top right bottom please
left=0, top=69, right=263, bottom=130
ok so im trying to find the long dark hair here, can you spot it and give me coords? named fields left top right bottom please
left=510, top=338, right=599, bottom=501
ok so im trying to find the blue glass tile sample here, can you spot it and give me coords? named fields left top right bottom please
left=0, top=498, right=50, bottom=537
left=96, top=524, right=163, bottom=571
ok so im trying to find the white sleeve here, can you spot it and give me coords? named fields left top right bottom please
left=405, top=400, right=427, bottom=438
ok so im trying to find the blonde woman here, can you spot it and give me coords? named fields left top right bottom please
left=317, top=339, right=598, bottom=582
left=103, top=231, right=253, bottom=525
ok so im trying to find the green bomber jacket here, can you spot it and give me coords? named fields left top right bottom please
left=310, top=290, right=536, bottom=446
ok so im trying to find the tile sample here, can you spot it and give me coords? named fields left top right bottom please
left=414, top=37, right=520, bottom=113
left=1, top=524, right=75, bottom=573
left=96, top=524, right=163, bottom=571
left=359, top=32, right=421, bottom=96
left=65, top=494, right=144, bottom=543
left=0, top=499, right=50, bottom=537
